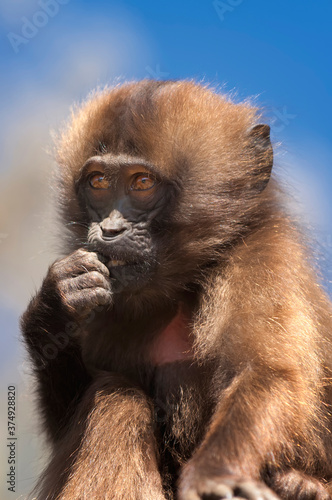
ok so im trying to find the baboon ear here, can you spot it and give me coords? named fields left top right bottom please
left=248, top=124, right=273, bottom=192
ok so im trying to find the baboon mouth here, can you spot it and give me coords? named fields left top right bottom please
left=107, top=259, right=127, bottom=267
left=107, top=259, right=142, bottom=268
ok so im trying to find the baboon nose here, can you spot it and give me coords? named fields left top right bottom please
left=100, top=212, right=129, bottom=239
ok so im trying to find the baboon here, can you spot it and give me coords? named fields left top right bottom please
left=22, top=80, right=332, bottom=499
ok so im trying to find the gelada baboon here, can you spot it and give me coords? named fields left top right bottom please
left=22, top=80, right=332, bottom=499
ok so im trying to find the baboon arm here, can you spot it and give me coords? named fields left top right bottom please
left=34, top=373, right=166, bottom=500
left=180, top=365, right=312, bottom=493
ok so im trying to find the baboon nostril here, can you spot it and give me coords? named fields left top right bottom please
left=101, top=227, right=126, bottom=239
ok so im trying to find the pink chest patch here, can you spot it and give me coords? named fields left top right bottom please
left=149, top=308, right=194, bottom=365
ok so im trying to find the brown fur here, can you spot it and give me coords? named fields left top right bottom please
left=22, top=80, right=332, bottom=499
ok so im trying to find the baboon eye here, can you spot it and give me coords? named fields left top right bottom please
left=89, top=172, right=110, bottom=190
left=130, top=173, right=156, bottom=191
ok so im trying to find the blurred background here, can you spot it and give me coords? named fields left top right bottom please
left=0, top=0, right=331, bottom=498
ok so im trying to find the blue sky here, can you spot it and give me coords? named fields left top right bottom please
left=1, top=1, right=331, bottom=137
left=1, top=2, right=331, bottom=128
left=1, top=0, right=331, bottom=257
left=0, top=2, right=331, bottom=495
left=0, top=0, right=331, bottom=293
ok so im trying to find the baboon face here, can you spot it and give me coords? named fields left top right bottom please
left=75, top=153, right=175, bottom=291
left=60, top=81, right=273, bottom=293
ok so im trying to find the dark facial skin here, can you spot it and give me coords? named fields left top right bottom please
left=75, top=154, right=177, bottom=295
